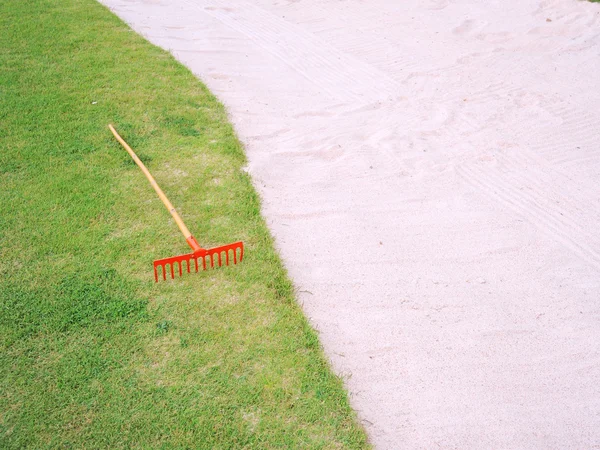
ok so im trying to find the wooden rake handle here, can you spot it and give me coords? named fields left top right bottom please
left=108, top=124, right=193, bottom=241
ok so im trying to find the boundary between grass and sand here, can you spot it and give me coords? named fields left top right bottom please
left=0, top=0, right=369, bottom=447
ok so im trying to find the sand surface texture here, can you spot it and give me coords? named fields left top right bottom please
left=99, top=0, right=600, bottom=447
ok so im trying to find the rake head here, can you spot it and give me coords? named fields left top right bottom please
left=154, top=238, right=244, bottom=282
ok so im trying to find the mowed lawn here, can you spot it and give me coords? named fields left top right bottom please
left=0, top=0, right=368, bottom=447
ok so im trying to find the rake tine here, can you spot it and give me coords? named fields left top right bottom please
left=151, top=242, right=244, bottom=281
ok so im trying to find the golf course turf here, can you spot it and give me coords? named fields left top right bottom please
left=0, top=0, right=368, bottom=447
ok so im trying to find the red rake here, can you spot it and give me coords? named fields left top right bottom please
left=109, top=124, right=244, bottom=282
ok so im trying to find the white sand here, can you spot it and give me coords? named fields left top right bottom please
left=99, top=0, right=600, bottom=447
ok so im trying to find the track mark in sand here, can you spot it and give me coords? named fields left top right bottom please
left=183, top=0, right=402, bottom=102
left=453, top=19, right=489, bottom=36
left=457, top=153, right=600, bottom=271
left=518, top=107, right=600, bottom=166
left=424, top=0, right=450, bottom=11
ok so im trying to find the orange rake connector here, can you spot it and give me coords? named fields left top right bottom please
left=109, top=124, right=244, bottom=282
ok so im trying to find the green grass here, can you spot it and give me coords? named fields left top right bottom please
left=0, top=0, right=368, bottom=447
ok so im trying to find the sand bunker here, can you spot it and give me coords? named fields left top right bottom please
left=100, top=0, right=600, bottom=447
